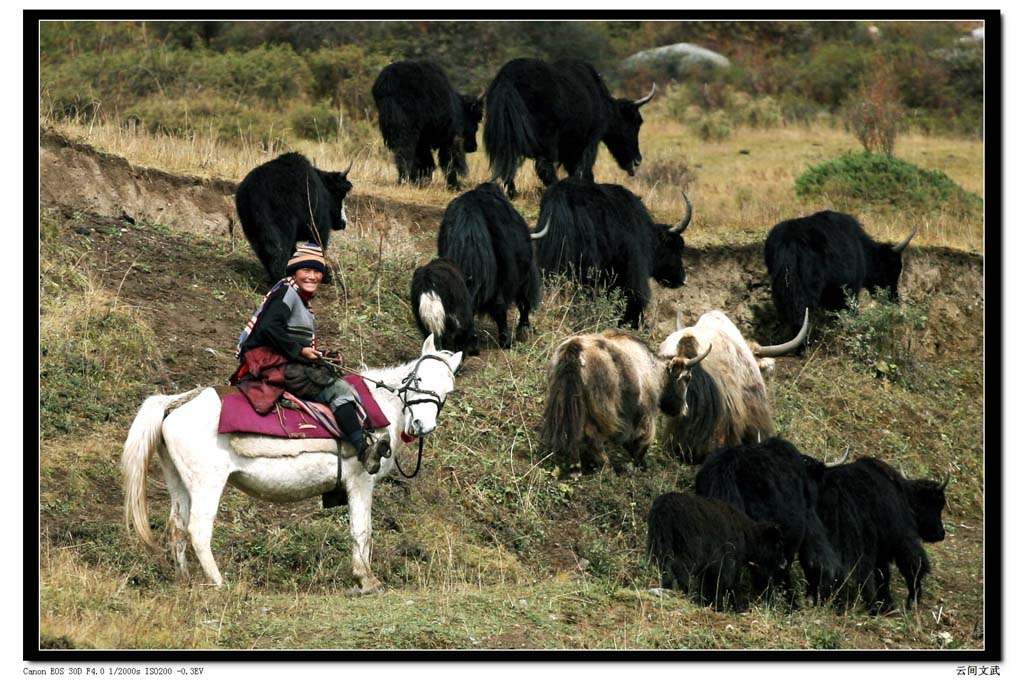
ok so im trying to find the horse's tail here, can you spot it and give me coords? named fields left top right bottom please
left=122, top=394, right=174, bottom=551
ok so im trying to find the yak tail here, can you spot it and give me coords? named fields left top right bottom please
left=122, top=394, right=174, bottom=552
left=484, top=76, right=538, bottom=186
left=439, top=207, right=498, bottom=311
left=540, top=340, right=588, bottom=462
left=766, top=239, right=821, bottom=335
left=535, top=186, right=600, bottom=279
left=416, top=289, right=448, bottom=339
left=540, top=340, right=623, bottom=464
left=374, top=95, right=410, bottom=151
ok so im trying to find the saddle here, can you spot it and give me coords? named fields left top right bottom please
left=218, top=375, right=391, bottom=443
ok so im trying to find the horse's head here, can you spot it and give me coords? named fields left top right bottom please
left=400, top=334, right=462, bottom=438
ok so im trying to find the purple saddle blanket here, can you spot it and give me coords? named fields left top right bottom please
left=218, top=375, right=390, bottom=439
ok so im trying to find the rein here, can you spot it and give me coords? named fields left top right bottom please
left=322, top=354, right=453, bottom=479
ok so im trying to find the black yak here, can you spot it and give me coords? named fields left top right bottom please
left=656, top=310, right=808, bottom=465
left=437, top=183, right=546, bottom=349
left=695, top=437, right=846, bottom=607
left=373, top=60, right=484, bottom=190
left=535, top=179, right=691, bottom=328
left=817, top=457, right=949, bottom=613
left=764, top=210, right=918, bottom=336
left=235, top=152, right=352, bottom=284
left=647, top=492, right=787, bottom=611
left=410, top=257, right=480, bottom=356
left=540, top=329, right=709, bottom=476
left=484, top=58, right=655, bottom=198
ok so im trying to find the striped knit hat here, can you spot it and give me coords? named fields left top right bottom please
left=286, top=242, right=327, bottom=275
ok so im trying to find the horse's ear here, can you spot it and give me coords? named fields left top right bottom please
left=422, top=334, right=437, bottom=355
left=449, top=351, right=463, bottom=373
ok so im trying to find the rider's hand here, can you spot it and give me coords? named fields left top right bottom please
left=300, top=346, right=323, bottom=362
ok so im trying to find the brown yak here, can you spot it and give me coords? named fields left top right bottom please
left=540, top=329, right=709, bottom=476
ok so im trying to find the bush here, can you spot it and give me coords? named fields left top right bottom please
left=305, top=45, right=394, bottom=117
left=795, top=152, right=982, bottom=214
left=693, top=110, right=733, bottom=142
left=290, top=101, right=339, bottom=141
left=829, top=295, right=928, bottom=385
left=736, top=95, right=784, bottom=128
left=842, top=67, right=905, bottom=155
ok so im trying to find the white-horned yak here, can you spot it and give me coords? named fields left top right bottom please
left=657, top=309, right=808, bottom=464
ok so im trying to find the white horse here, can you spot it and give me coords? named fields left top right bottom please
left=122, top=335, right=462, bottom=594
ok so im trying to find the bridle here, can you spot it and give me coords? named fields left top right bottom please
left=328, top=353, right=455, bottom=478
left=394, top=354, right=452, bottom=421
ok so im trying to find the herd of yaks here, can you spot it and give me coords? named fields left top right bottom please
left=232, top=57, right=945, bottom=613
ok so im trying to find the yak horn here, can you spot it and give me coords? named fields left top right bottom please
left=940, top=472, right=951, bottom=491
left=633, top=82, right=657, bottom=107
left=531, top=218, right=550, bottom=240
left=341, top=161, right=353, bottom=177
left=892, top=225, right=919, bottom=253
left=668, top=191, right=693, bottom=235
left=754, top=309, right=809, bottom=357
left=675, top=310, right=683, bottom=332
left=683, top=342, right=712, bottom=368
left=825, top=445, right=851, bottom=468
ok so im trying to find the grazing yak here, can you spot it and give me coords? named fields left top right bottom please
left=695, top=437, right=846, bottom=607
left=817, top=457, right=949, bottom=613
left=373, top=60, right=484, bottom=190
left=647, top=492, right=787, bottom=611
left=539, top=329, right=708, bottom=476
left=535, top=179, right=691, bottom=328
left=437, top=183, right=547, bottom=349
left=235, top=152, right=352, bottom=284
left=484, top=57, right=655, bottom=197
left=765, top=210, right=918, bottom=336
left=657, top=310, right=809, bottom=465
left=411, top=258, right=480, bottom=356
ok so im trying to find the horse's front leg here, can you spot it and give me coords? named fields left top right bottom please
left=345, top=463, right=382, bottom=595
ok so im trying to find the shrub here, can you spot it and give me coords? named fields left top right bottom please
left=290, top=101, right=339, bottom=141
left=829, top=295, right=928, bottom=385
left=693, top=110, right=733, bottom=142
left=842, top=66, right=905, bottom=155
left=795, top=152, right=982, bottom=215
left=736, top=95, right=784, bottom=128
left=306, top=45, right=394, bottom=118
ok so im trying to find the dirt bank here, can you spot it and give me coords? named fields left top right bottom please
left=39, top=128, right=984, bottom=368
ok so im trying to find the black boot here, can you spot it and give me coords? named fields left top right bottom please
left=358, top=431, right=392, bottom=475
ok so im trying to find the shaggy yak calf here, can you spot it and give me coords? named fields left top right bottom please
left=817, top=457, right=949, bottom=613
left=235, top=152, right=352, bottom=284
left=764, top=210, right=918, bottom=336
left=373, top=60, right=484, bottom=190
left=540, top=330, right=703, bottom=476
left=647, top=492, right=787, bottom=611
left=410, top=258, right=480, bottom=356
